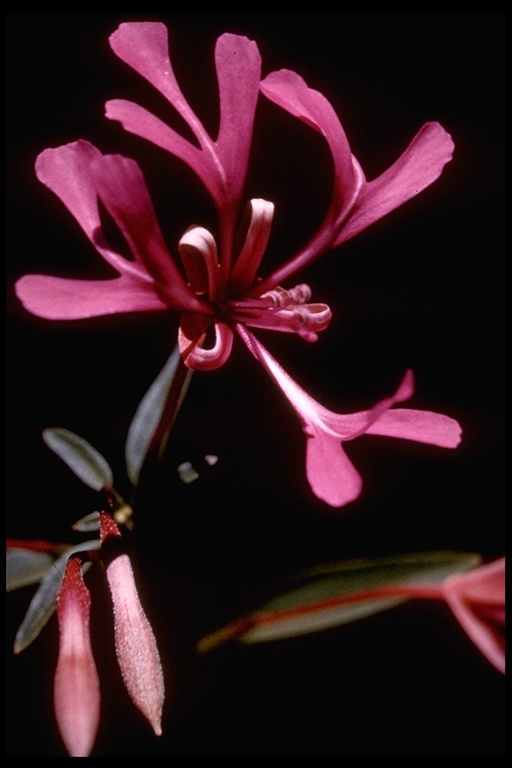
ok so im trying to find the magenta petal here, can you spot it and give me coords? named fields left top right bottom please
left=35, top=140, right=105, bottom=246
left=108, top=22, right=195, bottom=121
left=258, top=69, right=361, bottom=290
left=260, top=69, right=356, bottom=212
left=54, top=556, right=100, bottom=757
left=34, top=141, right=144, bottom=278
left=334, top=122, right=455, bottom=246
left=91, top=153, right=204, bottom=311
left=104, top=100, right=216, bottom=195
left=231, top=199, right=275, bottom=293
left=443, top=558, right=505, bottom=674
left=107, top=24, right=261, bottom=209
left=366, top=407, right=462, bottom=448
left=305, top=429, right=363, bottom=507
left=178, top=314, right=234, bottom=371
left=107, top=22, right=221, bottom=197
left=214, top=33, right=261, bottom=201
left=237, top=328, right=461, bottom=507
left=15, top=274, right=170, bottom=320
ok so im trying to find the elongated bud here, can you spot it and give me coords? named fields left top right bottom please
left=54, top=556, right=100, bottom=757
left=100, top=512, right=165, bottom=735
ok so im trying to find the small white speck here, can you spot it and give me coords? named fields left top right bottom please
left=177, top=461, right=199, bottom=483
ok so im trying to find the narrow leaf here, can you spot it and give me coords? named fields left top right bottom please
left=197, top=551, right=481, bottom=650
left=72, top=511, right=101, bottom=533
left=6, top=548, right=55, bottom=591
left=125, top=345, right=193, bottom=486
left=13, top=541, right=100, bottom=654
left=43, top=428, right=114, bottom=491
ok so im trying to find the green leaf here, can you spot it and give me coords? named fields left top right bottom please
left=72, top=511, right=101, bottom=533
left=125, top=345, right=193, bottom=486
left=42, top=428, right=114, bottom=491
left=6, top=548, right=55, bottom=591
left=13, top=540, right=100, bottom=654
left=197, top=551, right=482, bottom=651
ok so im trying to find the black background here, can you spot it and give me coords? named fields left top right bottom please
left=6, top=13, right=505, bottom=757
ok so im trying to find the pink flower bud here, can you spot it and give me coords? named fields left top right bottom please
left=100, top=512, right=165, bottom=735
left=54, top=556, right=100, bottom=757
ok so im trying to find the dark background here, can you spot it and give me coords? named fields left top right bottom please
left=6, top=13, right=505, bottom=757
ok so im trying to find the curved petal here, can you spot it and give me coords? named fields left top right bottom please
left=91, top=152, right=205, bottom=312
left=178, top=225, right=219, bottom=299
left=243, top=302, right=332, bottom=341
left=334, top=122, right=455, bottom=246
left=34, top=141, right=148, bottom=280
left=258, top=70, right=454, bottom=293
left=107, top=24, right=261, bottom=208
left=15, top=274, right=170, bottom=320
left=256, top=69, right=362, bottom=292
left=231, top=199, right=274, bottom=293
left=105, top=99, right=218, bottom=198
left=443, top=558, right=505, bottom=674
left=108, top=22, right=206, bottom=142
left=18, top=140, right=210, bottom=320
left=237, top=327, right=461, bottom=507
left=178, top=314, right=234, bottom=371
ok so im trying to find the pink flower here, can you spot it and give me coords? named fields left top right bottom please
left=54, top=555, right=100, bottom=757
left=442, top=557, right=505, bottom=674
left=238, top=327, right=461, bottom=506
left=13, top=23, right=461, bottom=505
left=15, top=22, right=454, bottom=373
left=99, top=513, right=165, bottom=736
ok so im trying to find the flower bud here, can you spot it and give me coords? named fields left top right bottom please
left=100, top=512, right=165, bottom=735
left=54, top=555, right=100, bottom=757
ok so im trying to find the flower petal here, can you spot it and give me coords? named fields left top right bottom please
left=178, top=314, right=234, bottom=371
left=214, top=33, right=262, bottom=202
left=443, top=558, right=505, bottom=674
left=15, top=274, right=170, bottom=320
left=107, top=22, right=210, bottom=148
left=305, top=429, right=363, bottom=507
left=105, top=98, right=210, bottom=186
left=256, top=69, right=362, bottom=291
left=333, top=121, right=455, bottom=246
left=107, top=24, right=261, bottom=208
left=258, top=69, right=453, bottom=292
left=178, top=225, right=219, bottom=299
left=33, top=141, right=148, bottom=278
left=237, top=327, right=461, bottom=507
left=91, top=153, right=204, bottom=311
left=231, top=199, right=275, bottom=293
left=366, top=407, right=462, bottom=448
left=15, top=140, right=188, bottom=320
left=54, top=556, right=100, bottom=757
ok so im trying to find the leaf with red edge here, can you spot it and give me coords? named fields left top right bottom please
left=197, top=551, right=481, bottom=651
